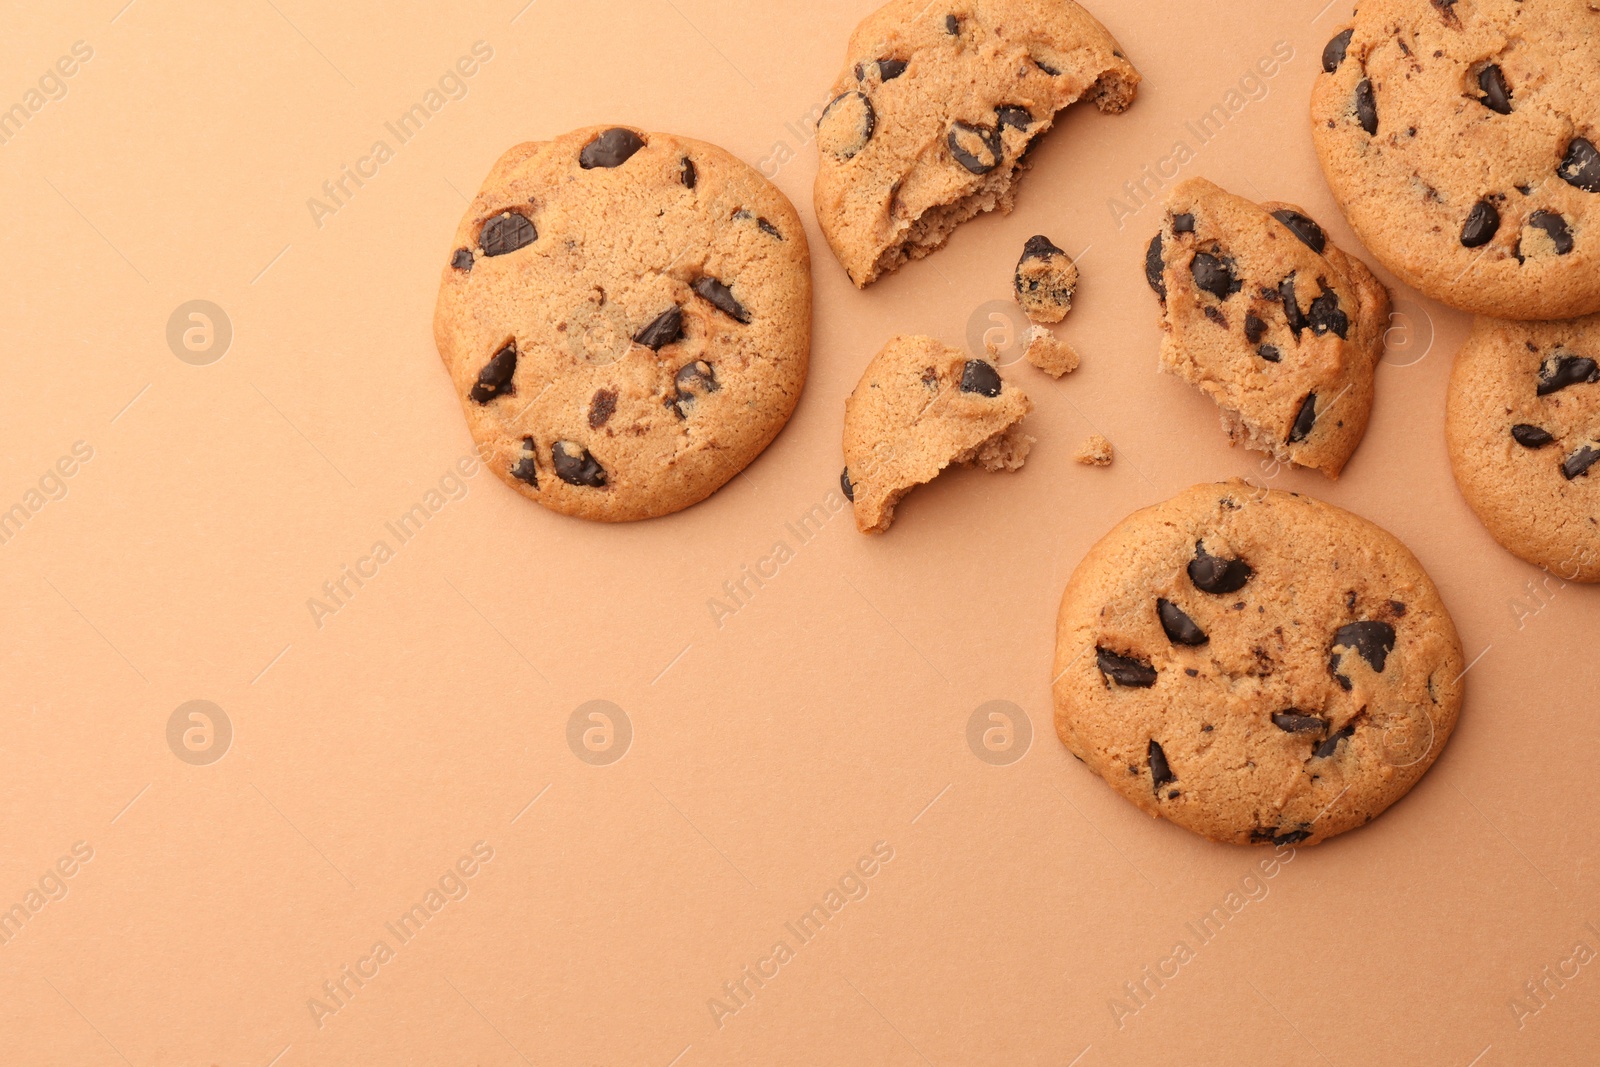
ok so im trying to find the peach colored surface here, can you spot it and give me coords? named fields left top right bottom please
left=1, top=2, right=1595, bottom=1065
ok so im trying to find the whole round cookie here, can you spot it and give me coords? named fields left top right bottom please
left=1446, top=313, right=1600, bottom=580
left=434, top=126, right=811, bottom=522
left=1311, top=0, right=1600, bottom=320
left=1054, top=482, right=1465, bottom=847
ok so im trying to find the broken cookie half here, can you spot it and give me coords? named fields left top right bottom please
left=1144, top=178, right=1390, bottom=478
left=814, top=0, right=1139, bottom=287
left=842, top=335, right=1033, bottom=533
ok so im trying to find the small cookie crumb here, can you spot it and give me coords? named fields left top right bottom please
left=1015, top=235, right=1079, bottom=323
left=1075, top=434, right=1113, bottom=466
left=1025, top=326, right=1080, bottom=378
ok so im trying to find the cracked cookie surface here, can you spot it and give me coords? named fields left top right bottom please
left=1311, top=0, right=1600, bottom=319
left=434, top=126, right=811, bottom=522
left=1053, top=481, right=1465, bottom=847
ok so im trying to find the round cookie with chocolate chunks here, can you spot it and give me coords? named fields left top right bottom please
left=434, top=126, right=811, bottom=522
left=1311, top=0, right=1600, bottom=320
left=1446, top=313, right=1600, bottom=580
left=814, top=0, right=1139, bottom=287
left=1054, top=482, right=1465, bottom=847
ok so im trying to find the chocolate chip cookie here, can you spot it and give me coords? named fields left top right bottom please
left=1145, top=179, right=1391, bottom=479
left=1446, top=313, right=1600, bottom=580
left=434, top=126, right=811, bottom=522
left=814, top=0, right=1139, bottom=287
left=1312, top=0, right=1600, bottom=320
left=842, top=336, right=1032, bottom=534
left=1054, top=481, right=1465, bottom=847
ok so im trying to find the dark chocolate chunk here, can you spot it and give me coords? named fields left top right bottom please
left=510, top=437, right=538, bottom=488
left=996, top=105, right=1033, bottom=131
left=1245, top=314, right=1267, bottom=344
left=1020, top=234, right=1064, bottom=261
left=1149, top=740, right=1176, bottom=790
left=681, top=157, right=697, bottom=188
left=1098, top=648, right=1158, bottom=688
left=878, top=58, right=908, bottom=80
left=1478, top=64, right=1512, bottom=114
left=672, top=360, right=720, bottom=418
left=1355, top=78, right=1378, bottom=135
left=819, top=91, right=876, bottom=160
left=1280, top=276, right=1308, bottom=337
left=1289, top=393, right=1319, bottom=443
left=1511, top=424, right=1555, bottom=449
left=840, top=468, right=855, bottom=502
left=1308, top=288, right=1350, bottom=339
left=1563, top=444, right=1600, bottom=481
left=960, top=359, right=1003, bottom=397
left=588, top=388, right=617, bottom=429
left=1145, top=233, right=1167, bottom=301
left=1461, top=200, right=1500, bottom=248
left=579, top=128, right=646, bottom=169
left=1172, top=213, right=1196, bottom=234
left=552, top=441, right=607, bottom=487
left=1430, top=0, right=1461, bottom=25
left=1191, top=252, right=1242, bottom=300
left=945, top=13, right=960, bottom=33
left=1273, top=711, right=1329, bottom=735
left=1258, top=344, right=1282, bottom=363
left=1188, top=542, right=1254, bottom=595
left=1313, top=724, right=1355, bottom=759
left=634, top=306, right=683, bottom=350
left=1322, top=29, right=1353, bottom=72
left=1559, top=138, right=1600, bottom=193
left=1271, top=209, right=1328, bottom=254
left=469, top=342, right=517, bottom=404
left=757, top=217, right=783, bottom=239
left=1537, top=354, right=1599, bottom=396
left=451, top=248, right=474, bottom=272
left=1253, top=827, right=1313, bottom=846
left=947, top=120, right=1004, bottom=174
left=1529, top=211, right=1575, bottom=255
left=480, top=211, right=536, bottom=257
left=1034, top=57, right=1060, bottom=75
left=693, top=277, right=750, bottom=323
left=1330, top=620, right=1396, bottom=689
left=1157, top=598, right=1208, bottom=646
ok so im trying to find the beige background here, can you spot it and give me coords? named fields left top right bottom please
left=1, top=1, right=1596, bottom=1064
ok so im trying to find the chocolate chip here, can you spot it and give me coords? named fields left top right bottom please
left=693, top=277, right=750, bottom=323
left=1559, top=138, right=1600, bottom=193
left=1157, top=599, right=1208, bottom=646
left=681, top=157, right=697, bottom=188
left=996, top=105, right=1033, bottom=131
left=1461, top=200, right=1500, bottom=248
left=1280, top=276, right=1308, bottom=337
left=1512, top=424, right=1555, bottom=448
left=1313, top=724, right=1355, bottom=759
left=1245, top=314, right=1267, bottom=344
left=1191, top=252, right=1242, bottom=300
left=1172, top=213, right=1196, bottom=234
left=588, top=389, right=617, bottom=429
left=469, top=342, right=517, bottom=404
left=1330, top=621, right=1396, bottom=689
left=672, top=360, right=720, bottom=417
left=1322, top=28, right=1353, bottom=72
left=451, top=248, right=474, bottom=272
left=552, top=441, right=607, bottom=487
left=1478, top=64, right=1512, bottom=114
left=511, top=437, right=538, bottom=488
left=1289, top=393, right=1318, bottom=443
left=819, top=91, right=876, bottom=160
left=1204, top=306, right=1228, bottom=328
left=1258, top=344, right=1282, bottom=363
left=1430, top=0, right=1461, bottom=25
left=1563, top=444, right=1600, bottom=480
left=1529, top=211, right=1574, bottom=255
left=1188, top=542, right=1253, bottom=594
left=1271, top=209, right=1328, bottom=254
left=1098, top=648, right=1158, bottom=688
left=1145, top=233, right=1167, bottom=301
left=579, top=128, right=646, bottom=169
left=1308, top=288, right=1350, bottom=339
left=947, top=120, right=1004, bottom=174
left=878, top=58, right=908, bottom=80
left=1020, top=234, right=1064, bottom=261
left=758, top=217, right=783, bottom=240
left=1148, top=740, right=1176, bottom=790
left=1254, top=827, right=1312, bottom=846
left=480, top=211, right=536, bottom=257
left=960, top=359, right=1003, bottom=397
left=1537, top=354, right=1599, bottom=396
left=841, top=468, right=855, bottom=502
left=1273, top=711, right=1329, bottom=735
left=1034, top=58, right=1060, bottom=76
left=945, top=13, right=960, bottom=33
left=634, top=306, right=683, bottom=350
left=1355, top=78, right=1378, bottom=135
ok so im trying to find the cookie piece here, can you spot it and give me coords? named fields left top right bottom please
left=814, top=0, right=1139, bottom=287
left=1446, top=313, right=1600, bottom=580
left=1311, top=1, right=1600, bottom=320
left=842, top=336, right=1032, bottom=533
left=1054, top=481, right=1465, bottom=847
left=1015, top=235, right=1078, bottom=323
left=1074, top=434, right=1113, bottom=466
left=434, top=127, right=811, bottom=522
left=1023, top=326, right=1079, bottom=378
left=1145, top=178, right=1390, bottom=479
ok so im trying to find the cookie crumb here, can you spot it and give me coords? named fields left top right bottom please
left=1024, top=326, right=1080, bottom=378
left=1074, top=434, right=1113, bottom=466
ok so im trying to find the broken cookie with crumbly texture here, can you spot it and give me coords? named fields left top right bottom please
left=1015, top=235, right=1078, bottom=323
left=814, top=0, right=1139, bottom=288
left=1074, top=434, right=1113, bottom=466
left=1023, top=326, right=1079, bottom=377
left=842, top=335, right=1032, bottom=533
left=1145, top=178, right=1389, bottom=479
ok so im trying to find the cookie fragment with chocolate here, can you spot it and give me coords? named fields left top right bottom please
left=1014, top=235, right=1078, bottom=323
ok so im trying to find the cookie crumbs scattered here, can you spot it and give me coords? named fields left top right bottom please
left=1075, top=434, right=1114, bottom=466
left=1024, top=326, right=1080, bottom=378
